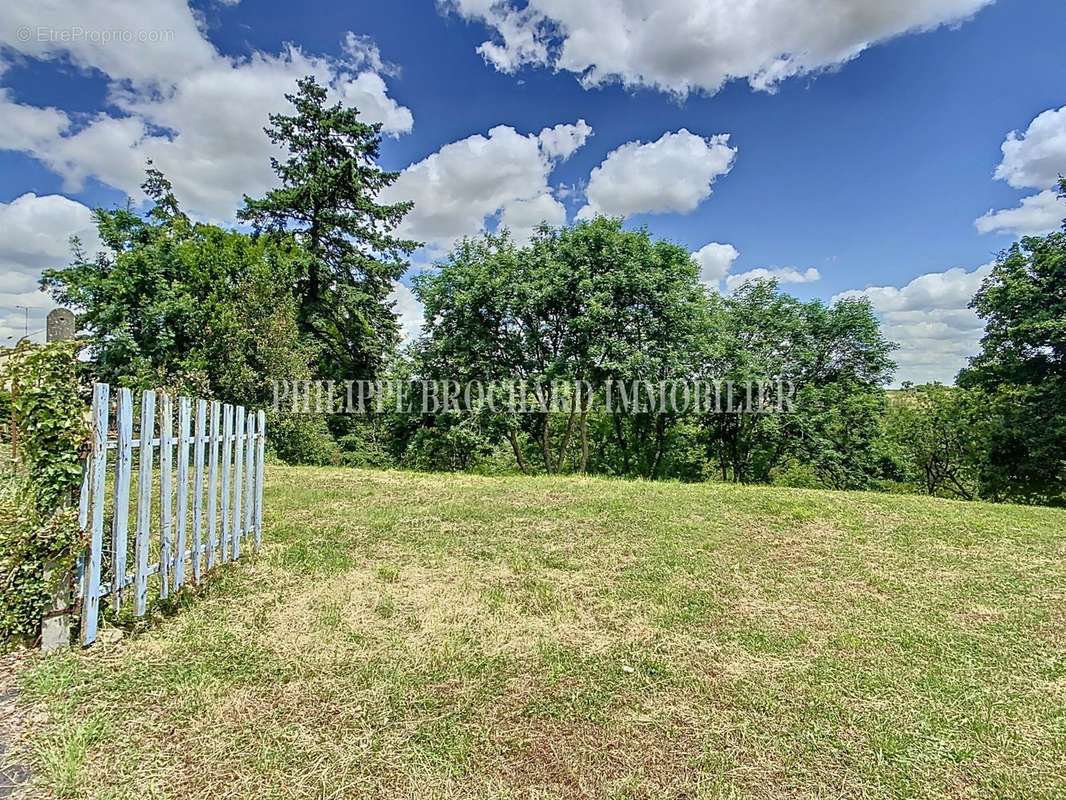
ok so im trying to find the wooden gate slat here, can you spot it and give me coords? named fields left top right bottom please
left=242, top=411, right=254, bottom=558
left=232, top=406, right=246, bottom=561
left=134, top=390, right=156, bottom=616
left=254, top=410, right=265, bottom=549
left=174, top=397, right=191, bottom=591
left=174, top=398, right=191, bottom=593
left=81, top=383, right=110, bottom=647
left=220, top=404, right=233, bottom=564
left=192, top=399, right=207, bottom=583
left=207, top=400, right=221, bottom=570
left=110, top=388, right=133, bottom=611
left=158, top=394, right=174, bottom=599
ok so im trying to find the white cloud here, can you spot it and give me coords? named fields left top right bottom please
left=975, top=189, right=1065, bottom=237
left=0, top=90, right=70, bottom=150
left=463, top=0, right=548, bottom=73
left=342, top=31, right=399, bottom=77
left=0, top=0, right=217, bottom=85
left=691, top=242, right=739, bottom=287
left=537, top=120, right=592, bottom=161
left=725, top=266, right=820, bottom=292
left=976, top=105, right=1066, bottom=237
left=389, top=281, right=424, bottom=344
left=1, top=4, right=412, bottom=222
left=499, top=192, right=567, bottom=244
left=332, top=69, right=414, bottom=136
left=107, top=47, right=412, bottom=220
left=33, top=115, right=149, bottom=198
left=0, top=193, right=102, bottom=343
left=445, top=0, right=993, bottom=97
left=577, top=129, right=736, bottom=219
left=0, top=193, right=101, bottom=293
left=994, top=105, right=1066, bottom=190
left=833, top=264, right=992, bottom=385
left=383, top=122, right=589, bottom=250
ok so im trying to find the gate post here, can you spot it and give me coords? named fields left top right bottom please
left=40, top=561, right=72, bottom=653
left=39, top=307, right=78, bottom=653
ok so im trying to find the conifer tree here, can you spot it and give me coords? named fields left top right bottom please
left=239, top=76, right=418, bottom=379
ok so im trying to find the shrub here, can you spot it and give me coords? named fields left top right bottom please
left=268, top=412, right=342, bottom=466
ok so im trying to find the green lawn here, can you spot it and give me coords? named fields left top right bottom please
left=17, top=466, right=1066, bottom=799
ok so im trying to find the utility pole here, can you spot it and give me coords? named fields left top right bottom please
left=15, top=304, right=29, bottom=338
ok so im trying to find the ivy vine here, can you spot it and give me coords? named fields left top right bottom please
left=1, top=340, right=88, bottom=645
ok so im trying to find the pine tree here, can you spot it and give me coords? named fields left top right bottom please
left=239, top=76, right=418, bottom=379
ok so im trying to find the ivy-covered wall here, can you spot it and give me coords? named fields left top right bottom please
left=1, top=340, right=88, bottom=646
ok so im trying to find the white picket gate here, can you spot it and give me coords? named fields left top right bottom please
left=77, top=383, right=266, bottom=647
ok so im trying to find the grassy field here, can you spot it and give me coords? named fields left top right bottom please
left=14, top=466, right=1066, bottom=799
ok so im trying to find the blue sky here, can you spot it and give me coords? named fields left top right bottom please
left=1, top=0, right=1065, bottom=383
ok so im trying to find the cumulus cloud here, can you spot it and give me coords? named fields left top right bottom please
left=977, top=105, right=1066, bottom=237
left=499, top=193, right=567, bottom=243
left=342, top=31, right=399, bottom=77
left=0, top=90, right=70, bottom=151
left=445, top=0, right=993, bottom=97
left=994, top=106, right=1066, bottom=190
left=383, top=122, right=591, bottom=250
left=975, top=189, right=1066, bottom=237
left=725, top=266, right=820, bottom=292
left=389, top=281, right=424, bottom=344
left=833, top=264, right=992, bottom=385
left=537, top=119, right=592, bottom=161
left=691, top=242, right=739, bottom=287
left=578, top=130, right=736, bottom=219
left=464, top=0, right=549, bottom=73
left=0, top=3, right=412, bottom=221
left=689, top=243, right=819, bottom=294
left=0, top=193, right=103, bottom=342
left=0, top=193, right=101, bottom=292
left=0, top=0, right=217, bottom=85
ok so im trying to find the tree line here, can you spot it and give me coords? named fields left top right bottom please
left=40, top=77, right=1066, bottom=506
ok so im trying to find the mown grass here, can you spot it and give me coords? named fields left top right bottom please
left=17, top=466, right=1066, bottom=799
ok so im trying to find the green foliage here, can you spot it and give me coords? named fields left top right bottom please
left=0, top=340, right=86, bottom=644
left=0, top=477, right=80, bottom=645
left=792, top=381, right=889, bottom=490
left=700, top=280, right=896, bottom=486
left=970, top=383, right=1065, bottom=506
left=268, top=413, right=342, bottom=466
left=44, top=171, right=309, bottom=397
left=239, top=75, right=418, bottom=380
left=959, top=187, right=1066, bottom=505
left=397, top=413, right=499, bottom=472
left=878, top=384, right=983, bottom=500
left=26, top=76, right=1063, bottom=508
left=415, top=218, right=709, bottom=476
left=2, top=340, right=87, bottom=509
left=408, top=221, right=895, bottom=485
left=42, top=169, right=327, bottom=462
left=771, top=460, right=826, bottom=489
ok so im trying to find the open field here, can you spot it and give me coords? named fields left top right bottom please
left=13, top=466, right=1066, bottom=799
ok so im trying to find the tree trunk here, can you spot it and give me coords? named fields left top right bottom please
left=649, top=415, right=667, bottom=478
left=555, top=393, right=580, bottom=472
left=539, top=415, right=553, bottom=474
left=579, top=412, right=589, bottom=473
left=508, top=429, right=529, bottom=474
